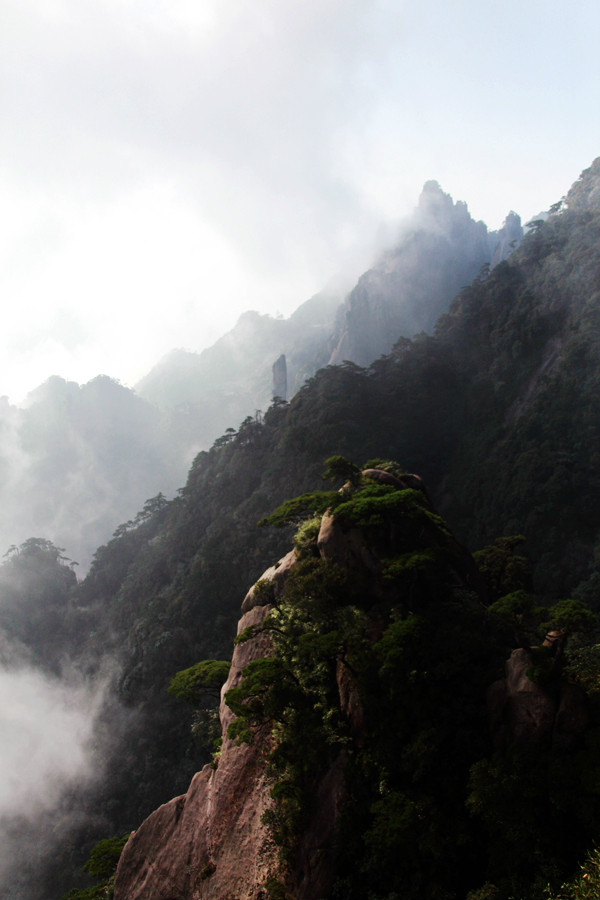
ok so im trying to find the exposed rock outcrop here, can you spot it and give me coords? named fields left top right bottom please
left=317, top=509, right=381, bottom=576
left=361, top=467, right=431, bottom=498
left=113, top=473, right=490, bottom=900
left=488, top=647, right=588, bottom=750
left=114, top=531, right=356, bottom=900
left=241, top=548, right=297, bottom=614
left=329, top=181, right=492, bottom=367
left=490, top=211, right=523, bottom=267
left=320, top=468, right=488, bottom=603
left=272, top=353, right=287, bottom=402
left=114, top=600, right=282, bottom=900
left=566, top=156, right=600, bottom=211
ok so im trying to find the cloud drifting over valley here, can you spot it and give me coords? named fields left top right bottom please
left=0, top=657, right=111, bottom=897
left=0, top=665, right=101, bottom=814
left=1, top=0, right=600, bottom=400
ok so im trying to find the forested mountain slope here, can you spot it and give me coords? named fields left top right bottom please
left=436, top=158, right=600, bottom=598
left=0, top=375, right=192, bottom=570
left=136, top=181, right=514, bottom=438
left=112, top=466, right=599, bottom=900
left=4, top=157, right=600, bottom=899
left=328, top=179, right=513, bottom=365
left=0, top=182, right=509, bottom=574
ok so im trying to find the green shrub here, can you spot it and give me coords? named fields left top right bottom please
left=167, top=659, right=231, bottom=706
left=292, top=516, right=322, bottom=558
left=61, top=834, right=130, bottom=900
left=547, top=847, right=600, bottom=900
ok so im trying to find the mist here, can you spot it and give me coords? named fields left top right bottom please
left=0, top=376, right=194, bottom=571
left=0, top=656, right=113, bottom=899
left=0, top=181, right=522, bottom=575
left=1, top=1, right=598, bottom=403
left=0, top=3, right=598, bottom=895
left=0, top=534, right=134, bottom=898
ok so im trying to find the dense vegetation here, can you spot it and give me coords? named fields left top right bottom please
left=2, top=159, right=600, bottom=898
left=224, top=465, right=600, bottom=900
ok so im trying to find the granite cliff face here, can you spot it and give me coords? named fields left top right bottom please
left=272, top=353, right=287, bottom=402
left=113, top=527, right=359, bottom=900
left=490, top=211, right=523, bottom=268
left=113, top=469, right=489, bottom=900
left=136, top=180, right=523, bottom=449
left=565, top=156, right=600, bottom=211
left=488, top=645, right=588, bottom=751
left=111, top=459, right=599, bottom=900
left=113, top=599, right=282, bottom=900
left=328, top=182, right=493, bottom=367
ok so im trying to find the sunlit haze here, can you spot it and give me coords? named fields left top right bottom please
left=2, top=0, right=599, bottom=402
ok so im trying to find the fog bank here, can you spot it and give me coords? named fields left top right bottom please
left=0, top=659, right=112, bottom=898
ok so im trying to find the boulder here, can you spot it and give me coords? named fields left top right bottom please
left=241, top=549, right=297, bottom=614
left=504, top=648, right=556, bottom=746
left=488, top=647, right=588, bottom=750
left=317, top=509, right=381, bottom=575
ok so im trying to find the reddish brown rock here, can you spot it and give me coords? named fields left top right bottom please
left=113, top=534, right=357, bottom=900
left=488, top=647, right=588, bottom=750
left=317, top=509, right=380, bottom=575
left=361, top=468, right=405, bottom=488
left=504, top=648, right=556, bottom=746
left=113, top=600, right=282, bottom=900
left=241, top=549, right=297, bottom=613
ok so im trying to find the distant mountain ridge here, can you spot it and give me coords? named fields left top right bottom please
left=137, top=182, right=522, bottom=436
left=0, top=182, right=522, bottom=570
left=5, top=156, right=600, bottom=900
left=0, top=375, right=187, bottom=570
left=134, top=288, right=342, bottom=444
left=328, top=180, right=504, bottom=365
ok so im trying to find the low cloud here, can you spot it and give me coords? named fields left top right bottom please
left=0, top=657, right=115, bottom=898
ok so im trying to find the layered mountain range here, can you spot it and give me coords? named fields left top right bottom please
left=0, top=182, right=521, bottom=571
left=2, top=158, right=600, bottom=900
left=136, top=181, right=520, bottom=420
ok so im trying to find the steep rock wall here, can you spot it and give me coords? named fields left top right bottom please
left=113, top=470, right=491, bottom=900
left=488, top=647, right=588, bottom=750
left=113, top=600, right=282, bottom=900
left=113, top=536, right=355, bottom=900
left=329, top=182, right=492, bottom=367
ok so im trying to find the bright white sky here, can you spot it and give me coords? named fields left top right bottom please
left=1, top=0, right=599, bottom=403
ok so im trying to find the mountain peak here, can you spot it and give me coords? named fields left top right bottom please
left=415, top=180, right=476, bottom=234
left=417, top=179, right=454, bottom=211
left=566, top=157, right=600, bottom=212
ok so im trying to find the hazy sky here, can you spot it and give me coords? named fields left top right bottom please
left=2, top=0, right=599, bottom=403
